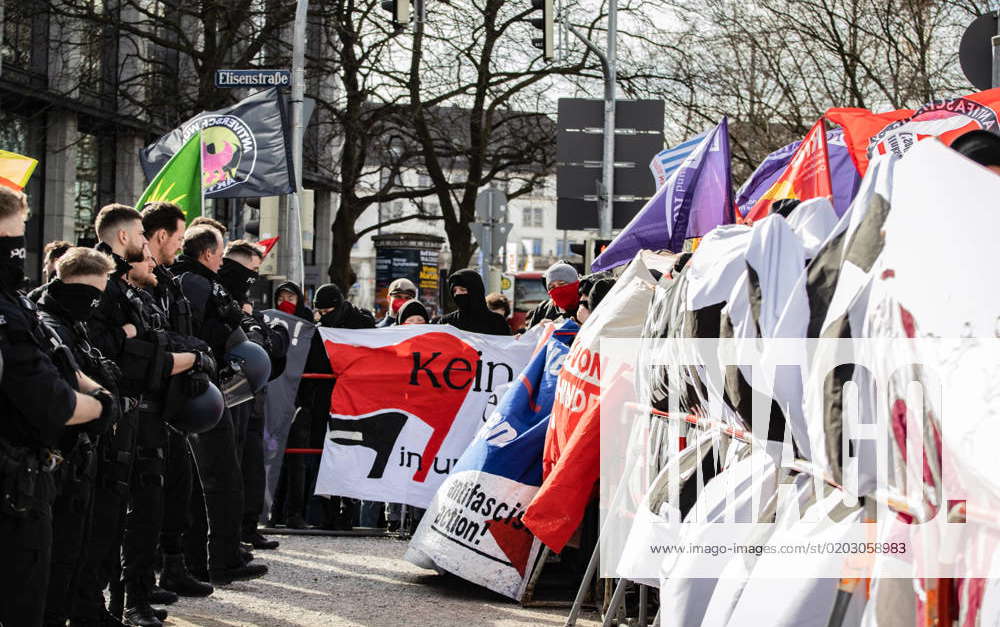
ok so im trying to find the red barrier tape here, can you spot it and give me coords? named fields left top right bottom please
left=301, top=373, right=336, bottom=379
left=285, top=448, right=324, bottom=454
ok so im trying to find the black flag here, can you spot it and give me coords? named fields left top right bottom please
left=140, top=87, right=296, bottom=199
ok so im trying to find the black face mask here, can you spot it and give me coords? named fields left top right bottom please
left=319, top=309, right=343, bottom=327
left=219, top=262, right=258, bottom=302
left=49, top=279, right=103, bottom=322
left=0, top=235, right=26, bottom=287
left=452, top=293, right=471, bottom=311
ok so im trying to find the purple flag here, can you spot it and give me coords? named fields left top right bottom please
left=735, top=129, right=860, bottom=217
left=592, top=118, right=732, bottom=272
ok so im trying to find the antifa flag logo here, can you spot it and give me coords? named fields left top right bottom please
left=868, top=98, right=999, bottom=161
left=184, top=114, right=258, bottom=195
left=324, top=332, right=503, bottom=483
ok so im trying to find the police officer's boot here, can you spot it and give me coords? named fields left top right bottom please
left=159, top=553, right=214, bottom=597
left=123, top=581, right=164, bottom=627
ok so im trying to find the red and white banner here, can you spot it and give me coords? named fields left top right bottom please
left=313, top=326, right=537, bottom=508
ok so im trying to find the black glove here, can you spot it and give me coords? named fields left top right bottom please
left=181, top=370, right=210, bottom=398
left=86, top=388, right=119, bottom=437
left=220, top=299, right=246, bottom=327
left=193, top=351, right=217, bottom=380
left=99, top=357, right=123, bottom=390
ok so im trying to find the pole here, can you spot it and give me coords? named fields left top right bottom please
left=479, top=198, right=492, bottom=285
left=599, top=0, right=617, bottom=239
left=563, top=21, right=615, bottom=238
left=287, top=0, right=308, bottom=287
left=993, top=10, right=1000, bottom=89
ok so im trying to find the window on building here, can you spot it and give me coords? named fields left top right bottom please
left=526, top=238, right=543, bottom=256
left=522, top=207, right=543, bottom=228
left=418, top=173, right=432, bottom=189
left=0, top=112, right=28, bottom=155
left=74, top=133, right=99, bottom=245
left=0, top=3, right=34, bottom=70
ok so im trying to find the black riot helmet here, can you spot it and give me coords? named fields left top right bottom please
left=163, top=378, right=224, bottom=434
left=226, top=339, right=271, bottom=393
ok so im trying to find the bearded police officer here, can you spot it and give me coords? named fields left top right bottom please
left=140, top=202, right=215, bottom=599
left=0, top=187, right=107, bottom=627
left=120, top=249, right=215, bottom=626
left=72, top=205, right=205, bottom=626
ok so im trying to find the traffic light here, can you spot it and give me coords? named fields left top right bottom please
left=381, top=0, right=411, bottom=31
left=529, top=0, right=554, bottom=61
left=584, top=238, right=612, bottom=272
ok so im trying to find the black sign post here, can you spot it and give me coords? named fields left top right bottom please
left=556, top=98, right=664, bottom=230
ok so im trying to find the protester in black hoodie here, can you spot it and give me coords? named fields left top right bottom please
left=270, top=281, right=315, bottom=529
left=395, top=299, right=429, bottom=325
left=438, top=269, right=510, bottom=335
left=274, top=281, right=314, bottom=322
left=276, top=283, right=374, bottom=530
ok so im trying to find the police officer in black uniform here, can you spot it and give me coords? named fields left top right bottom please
left=170, top=225, right=268, bottom=584
left=0, top=187, right=108, bottom=627
left=121, top=248, right=215, bottom=626
left=72, top=204, right=206, bottom=627
left=37, top=247, right=124, bottom=627
left=218, top=240, right=290, bottom=551
left=140, top=202, right=216, bottom=599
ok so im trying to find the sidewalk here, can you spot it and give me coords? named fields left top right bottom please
left=167, top=534, right=600, bottom=626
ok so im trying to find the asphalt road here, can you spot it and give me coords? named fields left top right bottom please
left=165, top=534, right=600, bottom=626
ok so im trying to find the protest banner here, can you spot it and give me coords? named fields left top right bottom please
left=405, top=320, right=578, bottom=600
left=260, top=309, right=316, bottom=515
left=313, top=326, right=537, bottom=508
left=524, top=254, right=672, bottom=552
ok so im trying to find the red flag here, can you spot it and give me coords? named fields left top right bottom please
left=827, top=87, right=1000, bottom=175
left=743, top=118, right=833, bottom=224
left=258, top=236, right=279, bottom=258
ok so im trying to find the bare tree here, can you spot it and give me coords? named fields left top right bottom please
left=633, top=0, right=990, bottom=180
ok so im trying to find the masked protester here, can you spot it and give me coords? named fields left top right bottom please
left=524, top=261, right=580, bottom=329
left=438, top=269, right=510, bottom=335
left=287, top=283, right=373, bottom=531
left=377, top=278, right=418, bottom=327
left=274, top=282, right=313, bottom=321
left=395, top=299, right=429, bottom=325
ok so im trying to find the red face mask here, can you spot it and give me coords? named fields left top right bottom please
left=390, top=296, right=408, bottom=314
left=549, top=281, right=580, bottom=310
left=277, top=301, right=297, bottom=315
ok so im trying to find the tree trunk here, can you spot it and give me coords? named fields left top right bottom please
left=444, top=219, right=474, bottom=273
left=327, top=201, right=357, bottom=291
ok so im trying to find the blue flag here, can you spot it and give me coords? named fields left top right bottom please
left=593, top=118, right=732, bottom=272
left=649, top=129, right=710, bottom=188
left=406, top=320, right=578, bottom=600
